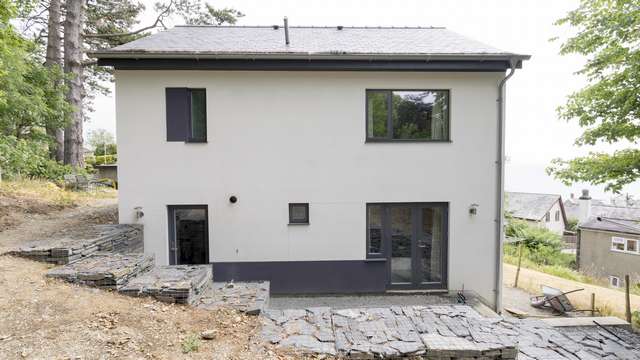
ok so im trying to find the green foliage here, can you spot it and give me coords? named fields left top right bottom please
left=87, top=154, right=117, bottom=165
left=0, top=135, right=73, bottom=180
left=633, top=311, right=640, bottom=329
left=0, top=0, right=68, bottom=141
left=181, top=334, right=200, bottom=354
left=547, top=0, right=640, bottom=193
left=506, top=219, right=564, bottom=252
left=566, top=218, right=579, bottom=232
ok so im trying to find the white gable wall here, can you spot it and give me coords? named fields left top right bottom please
left=115, top=70, right=502, bottom=306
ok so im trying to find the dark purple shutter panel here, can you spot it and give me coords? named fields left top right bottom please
left=165, top=88, right=189, bottom=141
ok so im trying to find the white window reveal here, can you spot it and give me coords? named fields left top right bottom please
left=609, top=275, right=621, bottom=288
left=611, top=236, right=640, bottom=254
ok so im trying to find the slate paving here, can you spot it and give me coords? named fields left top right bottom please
left=118, top=265, right=212, bottom=304
left=260, top=305, right=640, bottom=359
left=198, top=281, right=270, bottom=314
left=11, top=224, right=142, bottom=264
left=46, top=253, right=154, bottom=290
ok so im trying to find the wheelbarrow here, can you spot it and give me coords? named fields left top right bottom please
left=530, top=285, right=584, bottom=314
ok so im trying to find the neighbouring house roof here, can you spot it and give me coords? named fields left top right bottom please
left=580, top=217, right=640, bottom=236
left=91, top=26, right=529, bottom=71
left=564, top=199, right=640, bottom=222
left=506, top=192, right=565, bottom=222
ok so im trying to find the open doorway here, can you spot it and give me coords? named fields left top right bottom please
left=168, top=205, right=209, bottom=265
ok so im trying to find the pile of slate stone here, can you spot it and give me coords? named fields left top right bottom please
left=198, top=281, right=270, bottom=315
left=46, top=253, right=154, bottom=290
left=11, top=224, right=142, bottom=264
left=261, top=304, right=640, bottom=359
left=119, top=265, right=212, bottom=304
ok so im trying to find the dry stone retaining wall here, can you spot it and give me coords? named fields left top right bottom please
left=12, top=224, right=142, bottom=264
left=46, top=253, right=154, bottom=290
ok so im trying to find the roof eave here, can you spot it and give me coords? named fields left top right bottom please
left=88, top=51, right=531, bottom=62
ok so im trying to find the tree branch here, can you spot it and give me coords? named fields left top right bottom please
left=82, top=0, right=173, bottom=38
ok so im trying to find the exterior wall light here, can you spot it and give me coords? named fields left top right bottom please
left=134, top=206, right=144, bottom=219
left=469, top=204, right=479, bottom=216
left=229, top=196, right=238, bottom=204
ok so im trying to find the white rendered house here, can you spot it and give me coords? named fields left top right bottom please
left=93, top=25, right=529, bottom=310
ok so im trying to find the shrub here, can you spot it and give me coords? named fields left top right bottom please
left=506, top=219, right=564, bottom=251
left=0, top=135, right=74, bottom=181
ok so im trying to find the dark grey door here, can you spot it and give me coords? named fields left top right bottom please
left=383, top=203, right=447, bottom=290
left=168, top=205, right=209, bottom=265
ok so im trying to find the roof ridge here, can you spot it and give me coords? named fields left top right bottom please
left=507, top=191, right=561, bottom=197
left=174, top=25, right=446, bottom=29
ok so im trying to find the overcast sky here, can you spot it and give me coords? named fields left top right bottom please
left=86, top=0, right=640, bottom=200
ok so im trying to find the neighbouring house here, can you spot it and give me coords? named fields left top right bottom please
left=92, top=24, right=529, bottom=310
left=570, top=190, right=640, bottom=287
left=505, top=192, right=567, bottom=234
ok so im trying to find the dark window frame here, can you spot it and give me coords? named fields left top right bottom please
left=288, top=203, right=310, bottom=225
left=167, top=204, right=210, bottom=265
left=365, top=89, right=451, bottom=143
left=165, top=87, right=207, bottom=143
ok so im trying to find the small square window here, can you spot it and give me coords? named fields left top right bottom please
left=626, top=239, right=638, bottom=252
left=289, top=203, right=309, bottom=224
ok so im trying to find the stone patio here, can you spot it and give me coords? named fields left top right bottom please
left=198, top=281, right=270, bottom=315
left=118, top=265, right=213, bottom=304
left=46, top=253, right=154, bottom=290
left=260, top=305, right=640, bottom=359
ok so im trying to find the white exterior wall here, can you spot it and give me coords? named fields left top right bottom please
left=115, top=70, right=502, bottom=305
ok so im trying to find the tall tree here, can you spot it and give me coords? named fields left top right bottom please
left=45, top=0, right=63, bottom=161
left=63, top=0, right=84, bottom=167
left=547, top=0, right=640, bottom=193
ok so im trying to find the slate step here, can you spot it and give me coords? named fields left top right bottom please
left=119, top=265, right=213, bottom=305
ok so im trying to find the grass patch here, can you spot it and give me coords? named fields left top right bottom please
left=0, top=179, right=116, bottom=208
left=505, top=243, right=640, bottom=296
left=181, top=334, right=200, bottom=354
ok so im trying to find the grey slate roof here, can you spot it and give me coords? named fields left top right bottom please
left=564, top=200, right=640, bottom=222
left=580, top=217, right=640, bottom=236
left=506, top=192, right=562, bottom=221
left=92, top=25, right=529, bottom=60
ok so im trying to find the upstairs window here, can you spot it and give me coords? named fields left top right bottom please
left=545, top=212, right=550, bottom=222
left=366, top=90, right=449, bottom=142
left=555, top=210, right=560, bottom=221
left=166, top=88, right=207, bottom=143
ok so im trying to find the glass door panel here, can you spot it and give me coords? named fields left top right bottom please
left=417, top=206, right=444, bottom=284
left=390, top=206, right=413, bottom=284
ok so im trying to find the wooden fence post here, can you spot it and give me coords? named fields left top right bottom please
left=625, top=274, right=632, bottom=323
left=514, top=241, right=523, bottom=288
left=590, top=293, right=595, bottom=317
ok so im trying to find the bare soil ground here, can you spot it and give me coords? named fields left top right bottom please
left=0, top=186, right=303, bottom=359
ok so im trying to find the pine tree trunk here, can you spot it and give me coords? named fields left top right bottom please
left=45, top=0, right=64, bottom=162
left=63, top=0, right=85, bottom=168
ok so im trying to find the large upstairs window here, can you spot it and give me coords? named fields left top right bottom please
left=366, top=90, right=450, bottom=142
left=166, top=88, right=207, bottom=143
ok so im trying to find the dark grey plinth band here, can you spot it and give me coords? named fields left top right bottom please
left=212, top=260, right=388, bottom=294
